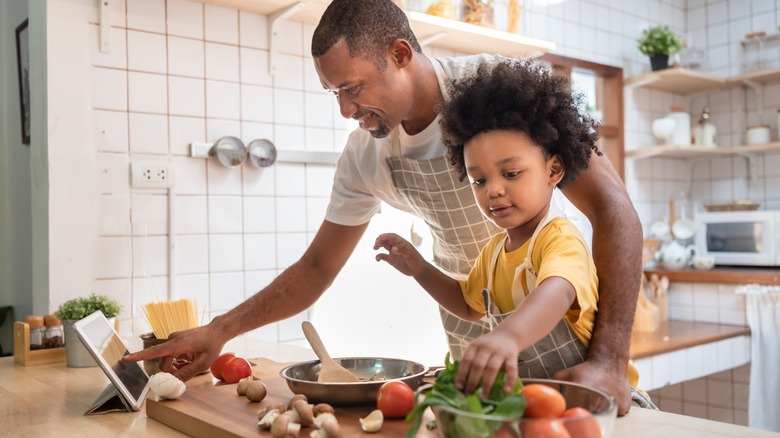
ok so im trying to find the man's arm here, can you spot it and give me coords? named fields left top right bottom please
left=124, top=220, right=369, bottom=381
left=558, top=153, right=642, bottom=416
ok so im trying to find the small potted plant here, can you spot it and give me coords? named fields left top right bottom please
left=55, top=293, right=122, bottom=368
left=638, top=25, right=682, bottom=71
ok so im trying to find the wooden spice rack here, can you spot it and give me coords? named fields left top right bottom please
left=13, top=321, right=66, bottom=366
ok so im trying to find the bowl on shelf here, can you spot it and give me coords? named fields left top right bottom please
left=691, top=255, right=716, bottom=270
left=431, top=378, right=617, bottom=438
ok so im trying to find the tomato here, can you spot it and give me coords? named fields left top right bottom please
left=210, top=352, right=236, bottom=381
left=376, top=381, right=415, bottom=418
left=561, top=407, right=601, bottom=438
left=222, top=356, right=253, bottom=384
left=520, top=384, right=566, bottom=419
left=521, top=419, right=572, bottom=438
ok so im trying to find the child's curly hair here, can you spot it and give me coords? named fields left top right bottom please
left=439, top=59, right=601, bottom=188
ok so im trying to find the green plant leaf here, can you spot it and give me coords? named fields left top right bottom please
left=55, top=293, right=122, bottom=320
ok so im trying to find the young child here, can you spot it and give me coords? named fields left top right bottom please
left=374, top=59, right=604, bottom=397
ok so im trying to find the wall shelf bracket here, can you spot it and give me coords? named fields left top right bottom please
left=99, top=0, right=111, bottom=53
left=268, top=1, right=305, bottom=76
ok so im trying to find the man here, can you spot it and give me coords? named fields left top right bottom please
left=125, top=0, right=641, bottom=415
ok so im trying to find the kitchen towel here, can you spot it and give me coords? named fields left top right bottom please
left=736, top=284, right=780, bottom=432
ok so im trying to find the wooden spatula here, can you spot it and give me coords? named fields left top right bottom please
left=301, top=321, right=360, bottom=383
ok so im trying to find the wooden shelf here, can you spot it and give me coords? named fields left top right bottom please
left=625, top=66, right=780, bottom=95
left=195, top=0, right=555, bottom=57
left=630, top=320, right=749, bottom=360
left=626, top=141, right=780, bottom=159
left=644, top=263, right=780, bottom=285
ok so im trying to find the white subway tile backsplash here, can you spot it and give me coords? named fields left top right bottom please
left=169, top=116, right=206, bottom=156
left=206, top=159, right=244, bottom=196
left=175, top=195, right=208, bottom=235
left=243, top=197, right=276, bottom=233
left=240, top=48, right=273, bottom=86
left=239, top=12, right=269, bottom=50
left=128, top=30, right=167, bottom=74
left=98, top=152, right=130, bottom=195
left=206, top=80, right=241, bottom=120
left=276, top=232, right=308, bottom=268
left=204, top=4, right=239, bottom=45
left=168, top=37, right=205, bottom=78
left=128, top=72, right=168, bottom=114
left=127, top=0, right=166, bottom=33
left=129, top=112, right=168, bottom=154
left=167, top=0, right=204, bottom=39
left=177, top=235, right=209, bottom=274
left=205, top=43, right=240, bottom=82
left=244, top=234, right=277, bottom=270
left=130, top=194, right=168, bottom=235
left=94, top=236, right=132, bottom=278
left=209, top=271, right=245, bottom=310
left=274, top=164, right=307, bottom=197
left=306, top=197, right=329, bottom=230
left=275, top=197, right=308, bottom=233
left=305, top=128, right=335, bottom=152
left=93, top=68, right=128, bottom=111
left=274, top=90, right=305, bottom=126
left=276, top=19, right=304, bottom=56
left=206, top=119, right=241, bottom=142
left=304, top=93, right=334, bottom=129
left=99, top=196, right=130, bottom=236
left=209, top=234, right=244, bottom=272
left=243, top=163, right=276, bottom=196
left=169, top=77, right=206, bottom=117
left=175, top=274, right=210, bottom=311
left=208, top=196, right=243, bottom=233
left=274, top=54, right=305, bottom=90
left=172, top=156, right=208, bottom=195
left=241, top=85, right=274, bottom=123
left=94, top=110, right=129, bottom=153
left=241, top=122, right=274, bottom=147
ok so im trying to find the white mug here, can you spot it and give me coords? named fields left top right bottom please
left=746, top=125, right=770, bottom=145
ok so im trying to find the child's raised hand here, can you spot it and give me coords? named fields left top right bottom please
left=455, top=328, right=520, bottom=396
left=374, top=233, right=426, bottom=277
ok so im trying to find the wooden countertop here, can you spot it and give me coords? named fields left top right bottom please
left=630, top=320, right=750, bottom=360
left=644, top=263, right=780, bottom=285
left=3, top=336, right=779, bottom=437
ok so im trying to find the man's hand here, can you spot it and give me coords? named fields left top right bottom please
left=124, top=324, right=226, bottom=382
left=553, top=359, right=632, bottom=416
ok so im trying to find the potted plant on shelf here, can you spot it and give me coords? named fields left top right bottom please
left=55, top=293, right=122, bottom=368
left=638, top=25, right=682, bottom=71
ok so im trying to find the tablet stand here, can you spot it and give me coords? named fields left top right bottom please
left=85, top=384, right=133, bottom=415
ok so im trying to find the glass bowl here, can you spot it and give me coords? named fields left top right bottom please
left=431, top=378, right=617, bottom=437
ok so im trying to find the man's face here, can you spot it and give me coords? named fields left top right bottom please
left=314, top=39, right=408, bottom=139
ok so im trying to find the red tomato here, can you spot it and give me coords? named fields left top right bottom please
left=521, top=419, right=572, bottom=438
left=222, top=356, right=253, bottom=383
left=561, top=407, right=601, bottom=438
left=521, top=384, right=566, bottom=419
left=210, top=352, right=236, bottom=381
left=376, top=381, right=415, bottom=418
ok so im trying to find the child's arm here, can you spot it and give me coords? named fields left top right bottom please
left=456, top=276, right=576, bottom=395
left=374, top=233, right=482, bottom=320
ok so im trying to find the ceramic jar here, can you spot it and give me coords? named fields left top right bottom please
left=656, top=241, right=698, bottom=270
left=668, top=106, right=691, bottom=146
left=652, top=116, right=676, bottom=144
left=746, top=125, right=770, bottom=145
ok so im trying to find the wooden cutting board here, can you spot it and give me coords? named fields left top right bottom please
left=146, top=358, right=437, bottom=437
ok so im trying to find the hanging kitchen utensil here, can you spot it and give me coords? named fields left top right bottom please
left=209, top=136, right=247, bottom=168
left=247, top=139, right=277, bottom=168
left=301, top=321, right=360, bottom=383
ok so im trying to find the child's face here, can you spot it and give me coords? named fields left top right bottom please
left=464, top=130, right=563, bottom=234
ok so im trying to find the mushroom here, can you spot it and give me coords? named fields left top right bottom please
left=359, top=409, right=383, bottom=433
left=258, top=403, right=288, bottom=419
left=310, top=417, right=342, bottom=438
left=286, top=399, right=315, bottom=427
left=312, top=412, right=337, bottom=429
left=245, top=381, right=268, bottom=402
left=236, top=376, right=258, bottom=396
left=257, top=403, right=288, bottom=430
left=271, top=413, right=301, bottom=438
left=287, top=393, right=308, bottom=410
left=313, top=403, right=335, bottom=417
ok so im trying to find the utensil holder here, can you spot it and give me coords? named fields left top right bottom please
left=13, top=321, right=66, bottom=366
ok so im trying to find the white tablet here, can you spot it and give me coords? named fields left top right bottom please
left=73, top=311, right=151, bottom=411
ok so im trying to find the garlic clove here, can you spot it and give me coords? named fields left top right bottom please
left=149, top=372, right=186, bottom=401
left=359, top=409, right=383, bottom=433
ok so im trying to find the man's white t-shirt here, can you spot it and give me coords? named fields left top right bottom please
left=324, top=54, right=593, bottom=248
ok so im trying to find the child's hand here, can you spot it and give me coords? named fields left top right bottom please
left=456, top=328, right=520, bottom=396
left=374, top=233, right=426, bottom=277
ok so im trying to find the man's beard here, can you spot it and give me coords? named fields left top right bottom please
left=369, top=118, right=392, bottom=138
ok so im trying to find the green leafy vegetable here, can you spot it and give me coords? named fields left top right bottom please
left=405, top=354, right=526, bottom=437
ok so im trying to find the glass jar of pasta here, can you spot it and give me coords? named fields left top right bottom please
left=462, top=0, right=494, bottom=28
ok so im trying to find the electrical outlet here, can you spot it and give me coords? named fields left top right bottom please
left=131, top=161, right=175, bottom=189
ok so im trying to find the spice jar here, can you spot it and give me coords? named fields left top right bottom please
left=43, top=314, right=65, bottom=349
left=462, top=0, right=494, bottom=28
left=24, top=315, right=45, bottom=350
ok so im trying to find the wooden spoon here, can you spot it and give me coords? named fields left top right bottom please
left=301, top=321, right=360, bottom=383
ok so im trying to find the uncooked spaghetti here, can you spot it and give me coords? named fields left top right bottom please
left=142, top=299, right=199, bottom=339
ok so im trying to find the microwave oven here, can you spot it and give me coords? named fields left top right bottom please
left=694, top=210, right=780, bottom=267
